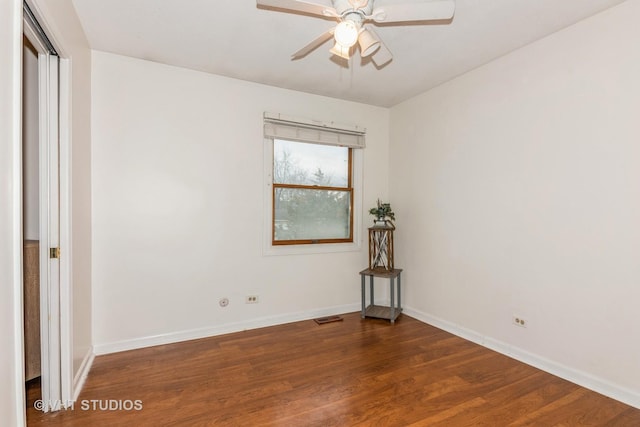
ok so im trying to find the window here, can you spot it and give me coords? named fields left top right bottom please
left=263, top=112, right=365, bottom=249
left=273, top=139, right=353, bottom=245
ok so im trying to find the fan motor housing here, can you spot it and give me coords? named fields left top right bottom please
left=333, top=0, right=373, bottom=16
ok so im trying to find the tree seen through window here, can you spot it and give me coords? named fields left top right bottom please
left=273, top=139, right=352, bottom=244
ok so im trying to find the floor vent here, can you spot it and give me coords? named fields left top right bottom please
left=314, top=315, right=344, bottom=325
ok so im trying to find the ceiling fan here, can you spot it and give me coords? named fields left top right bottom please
left=256, top=0, right=456, bottom=66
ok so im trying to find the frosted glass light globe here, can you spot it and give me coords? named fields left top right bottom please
left=334, top=20, right=359, bottom=48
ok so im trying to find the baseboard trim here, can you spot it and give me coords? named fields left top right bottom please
left=93, top=303, right=361, bottom=356
left=403, top=307, right=640, bottom=410
left=72, top=348, right=94, bottom=402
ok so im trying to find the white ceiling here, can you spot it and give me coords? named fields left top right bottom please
left=71, top=0, right=625, bottom=107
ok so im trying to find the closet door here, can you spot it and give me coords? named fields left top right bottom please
left=38, top=51, right=62, bottom=410
left=24, top=3, right=63, bottom=408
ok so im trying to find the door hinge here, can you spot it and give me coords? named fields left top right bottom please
left=49, top=247, right=60, bottom=259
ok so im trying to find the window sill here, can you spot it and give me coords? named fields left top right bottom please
left=263, top=239, right=362, bottom=257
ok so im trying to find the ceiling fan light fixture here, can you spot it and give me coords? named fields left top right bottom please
left=358, top=29, right=380, bottom=57
left=334, top=20, right=360, bottom=48
left=259, top=0, right=456, bottom=66
left=329, top=42, right=351, bottom=60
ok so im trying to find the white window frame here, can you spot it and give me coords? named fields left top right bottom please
left=263, top=114, right=364, bottom=256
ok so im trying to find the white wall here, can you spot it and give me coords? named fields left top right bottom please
left=23, top=40, right=39, bottom=241
left=0, top=0, right=26, bottom=424
left=91, top=51, right=390, bottom=351
left=391, top=0, right=640, bottom=406
left=31, top=0, right=93, bottom=382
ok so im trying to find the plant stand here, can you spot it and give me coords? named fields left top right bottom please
left=359, top=268, right=403, bottom=323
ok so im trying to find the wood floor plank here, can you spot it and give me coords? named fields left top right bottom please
left=26, top=313, right=640, bottom=426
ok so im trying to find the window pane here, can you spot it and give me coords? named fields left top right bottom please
left=274, top=139, right=349, bottom=187
left=274, top=188, right=351, bottom=241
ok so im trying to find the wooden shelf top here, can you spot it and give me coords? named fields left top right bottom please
left=359, top=268, right=403, bottom=278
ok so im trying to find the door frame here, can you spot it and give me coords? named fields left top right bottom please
left=3, top=1, right=26, bottom=425
left=23, top=0, right=73, bottom=410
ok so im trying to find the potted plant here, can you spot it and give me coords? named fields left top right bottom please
left=369, top=199, right=395, bottom=227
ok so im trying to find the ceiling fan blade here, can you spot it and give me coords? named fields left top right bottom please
left=371, top=38, right=392, bottom=67
left=257, top=0, right=338, bottom=18
left=292, top=28, right=335, bottom=59
left=371, top=0, right=455, bottom=23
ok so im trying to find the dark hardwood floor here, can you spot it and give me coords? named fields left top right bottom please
left=27, top=313, right=640, bottom=426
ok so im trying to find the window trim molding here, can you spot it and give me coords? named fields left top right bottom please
left=263, top=137, right=363, bottom=256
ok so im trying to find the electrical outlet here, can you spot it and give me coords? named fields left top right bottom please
left=512, top=315, right=526, bottom=328
left=219, top=297, right=229, bottom=307
left=246, top=295, right=259, bottom=304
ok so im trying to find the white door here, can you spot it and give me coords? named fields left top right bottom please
left=23, top=4, right=67, bottom=410
left=38, top=51, right=62, bottom=410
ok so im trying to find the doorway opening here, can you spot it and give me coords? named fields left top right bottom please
left=22, top=0, right=72, bottom=412
left=22, top=32, right=42, bottom=406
